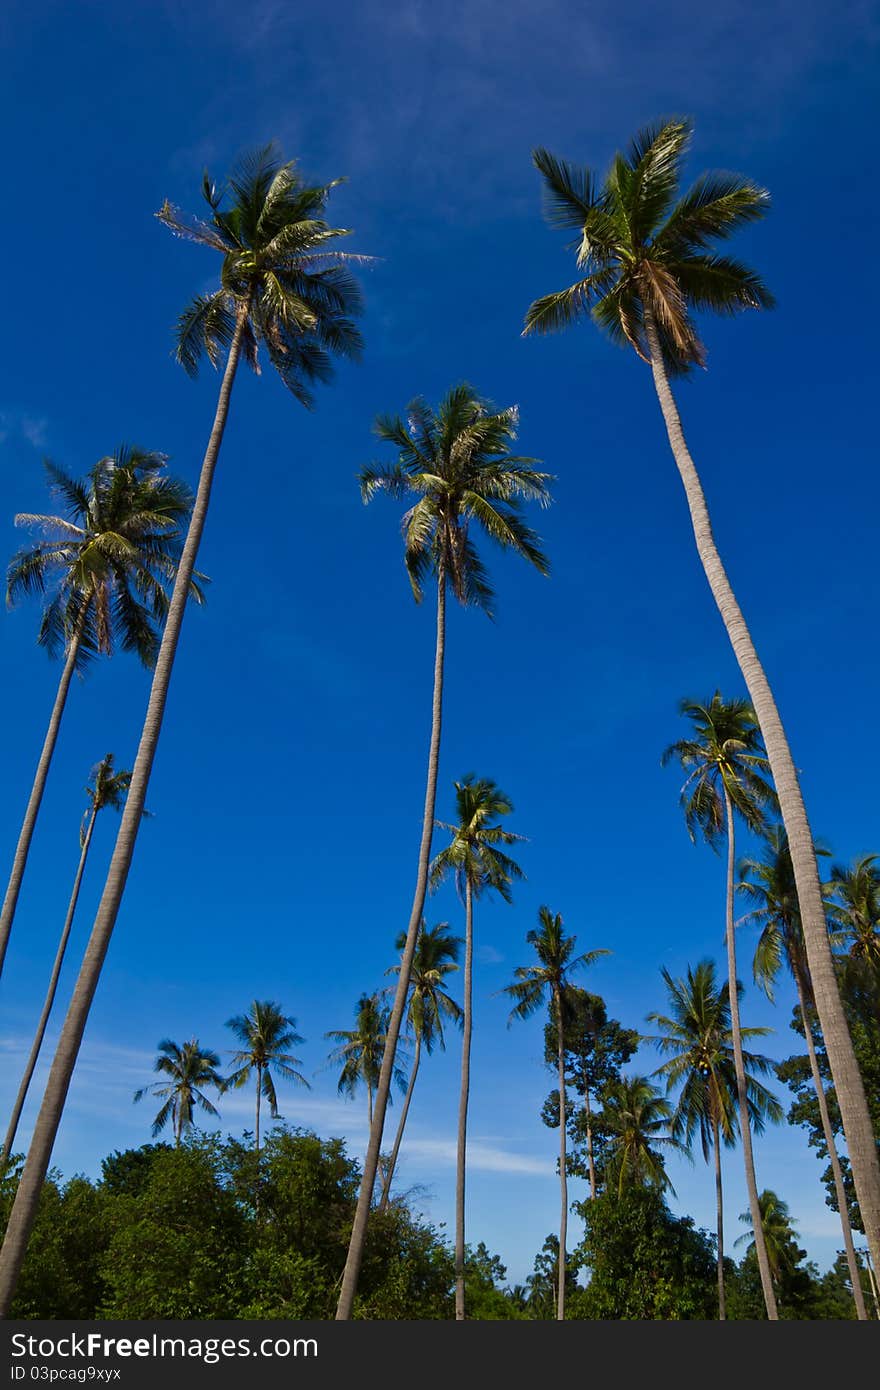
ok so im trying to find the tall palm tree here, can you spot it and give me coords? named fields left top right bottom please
left=505, top=907, right=609, bottom=1319
left=0, top=146, right=364, bottom=1314
left=647, top=958, right=783, bottom=1319
left=430, top=774, right=525, bottom=1320
left=601, top=1074, right=687, bottom=1195
left=336, top=387, right=551, bottom=1318
left=662, top=692, right=780, bottom=1316
left=827, top=855, right=880, bottom=978
left=739, top=828, right=869, bottom=1318
left=735, top=1188, right=802, bottom=1290
left=226, top=1000, right=309, bottom=1154
left=0, top=447, right=197, bottom=977
left=378, top=921, right=462, bottom=1211
left=523, top=117, right=880, bottom=1274
left=326, top=993, right=406, bottom=1129
left=133, top=1038, right=225, bottom=1145
left=1, top=756, right=135, bottom=1164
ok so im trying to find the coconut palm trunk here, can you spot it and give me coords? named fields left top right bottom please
left=583, top=1083, right=597, bottom=1200
left=723, top=788, right=778, bottom=1318
left=712, top=1107, right=726, bottom=1320
left=1, top=802, right=98, bottom=1163
left=0, top=613, right=86, bottom=980
left=255, top=1062, right=263, bottom=1155
left=454, top=874, right=475, bottom=1321
left=335, top=567, right=446, bottom=1320
left=378, top=1031, right=422, bottom=1213
left=791, top=966, right=868, bottom=1318
left=643, top=308, right=880, bottom=1275
left=555, top=986, right=568, bottom=1320
left=0, top=312, right=248, bottom=1316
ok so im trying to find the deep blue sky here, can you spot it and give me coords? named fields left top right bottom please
left=1, top=0, right=878, bottom=1285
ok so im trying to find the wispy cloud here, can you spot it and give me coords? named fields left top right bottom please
left=0, top=409, right=48, bottom=451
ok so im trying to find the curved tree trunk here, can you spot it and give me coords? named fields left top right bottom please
left=0, top=313, right=248, bottom=1317
left=1, top=805, right=98, bottom=1164
left=583, top=1081, right=597, bottom=1200
left=555, top=987, right=567, bottom=1321
left=0, top=615, right=86, bottom=979
left=712, top=1108, right=726, bottom=1320
left=454, top=875, right=475, bottom=1321
left=792, top=964, right=868, bottom=1319
left=378, top=1032, right=422, bottom=1213
left=644, top=309, right=880, bottom=1275
left=724, top=790, right=778, bottom=1318
left=335, top=567, right=446, bottom=1319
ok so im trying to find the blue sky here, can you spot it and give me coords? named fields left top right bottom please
left=1, top=0, right=878, bottom=1286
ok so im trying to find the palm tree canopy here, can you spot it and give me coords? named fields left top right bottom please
left=157, top=144, right=365, bottom=408
left=737, top=826, right=833, bottom=1000
left=601, top=1073, right=688, bottom=1197
left=430, top=774, right=525, bottom=902
left=647, top=958, right=782, bottom=1161
left=388, top=920, right=463, bottom=1053
left=325, top=993, right=408, bottom=1102
left=523, top=118, right=774, bottom=376
left=360, top=383, right=552, bottom=612
left=827, top=855, right=880, bottom=974
left=735, top=1188, right=803, bottom=1282
left=79, top=753, right=134, bottom=846
left=226, top=1000, right=310, bottom=1119
left=7, top=446, right=204, bottom=669
left=505, top=906, right=610, bottom=1023
left=662, top=692, right=777, bottom=848
left=133, top=1037, right=225, bottom=1138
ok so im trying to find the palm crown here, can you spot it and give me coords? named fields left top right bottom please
left=735, top=1188, right=803, bottom=1283
left=7, top=447, right=201, bottom=668
left=325, top=993, right=407, bottom=1104
left=523, top=118, right=774, bottom=375
left=827, top=855, right=880, bottom=974
left=506, top=907, right=609, bottom=1022
left=738, top=826, right=834, bottom=999
left=600, top=1074, right=687, bottom=1197
left=226, top=1000, right=310, bottom=1117
left=360, top=384, right=552, bottom=613
left=388, top=920, right=462, bottom=1053
left=80, top=754, right=133, bottom=844
left=133, top=1037, right=225, bottom=1140
left=157, top=144, right=364, bottom=406
left=430, top=775, right=525, bottom=901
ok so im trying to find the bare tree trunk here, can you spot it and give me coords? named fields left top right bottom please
left=556, top=988, right=567, bottom=1321
left=584, top=1083, right=597, bottom=1200
left=0, top=313, right=248, bottom=1317
left=712, top=1108, right=726, bottom=1320
left=378, top=1032, right=422, bottom=1213
left=255, top=1064, right=262, bottom=1155
left=335, top=567, right=446, bottom=1319
left=792, top=965, right=868, bottom=1319
left=1, top=805, right=98, bottom=1163
left=454, top=875, right=474, bottom=1321
left=723, top=791, right=778, bottom=1317
left=0, top=615, right=86, bottom=978
left=643, top=308, right=880, bottom=1275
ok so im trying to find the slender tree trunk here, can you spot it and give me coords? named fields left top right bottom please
left=555, top=988, right=567, bottom=1321
left=643, top=308, right=880, bottom=1275
left=255, top=1064, right=262, bottom=1155
left=0, top=615, right=86, bottom=979
left=0, top=313, right=248, bottom=1317
left=378, top=1032, right=422, bottom=1213
left=583, top=1081, right=597, bottom=1200
left=723, top=789, right=778, bottom=1318
left=792, top=964, right=868, bottom=1319
left=367, top=1083, right=373, bottom=1131
left=455, top=875, right=474, bottom=1321
left=1, top=806, right=98, bottom=1164
left=335, top=567, right=446, bottom=1319
left=712, top=1108, right=726, bottom=1320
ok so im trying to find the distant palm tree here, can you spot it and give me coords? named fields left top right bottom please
left=739, top=828, right=869, bottom=1318
left=326, top=993, right=407, bottom=1129
left=827, top=854, right=880, bottom=978
left=134, top=1039, right=225, bottom=1145
left=601, top=1074, right=687, bottom=1195
left=505, top=907, right=609, bottom=1319
left=337, top=386, right=551, bottom=1319
left=1, top=756, right=136, bottom=1163
left=0, top=448, right=197, bottom=977
left=226, top=1001, right=309, bottom=1153
left=735, top=1189, right=802, bottom=1289
left=646, top=958, right=782, bottom=1319
left=431, top=774, right=525, bottom=1320
left=0, top=146, right=364, bottom=1315
left=379, top=921, right=462, bottom=1211
left=523, top=117, right=880, bottom=1276
left=663, top=692, right=780, bottom=1318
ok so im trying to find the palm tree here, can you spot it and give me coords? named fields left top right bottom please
left=523, top=117, right=880, bottom=1275
left=505, top=907, right=609, bottom=1319
left=0, top=146, right=364, bottom=1314
left=601, top=1074, right=687, bottom=1195
left=662, top=692, right=780, bottom=1317
left=739, top=828, right=869, bottom=1318
left=226, top=1001, right=309, bottom=1153
left=133, top=1039, right=225, bottom=1145
left=827, top=855, right=880, bottom=978
left=1, top=756, right=135, bottom=1164
left=430, top=774, right=525, bottom=1320
left=0, top=447, right=197, bottom=977
left=646, top=958, right=783, bottom=1319
left=378, top=921, right=462, bottom=1211
left=336, top=386, right=551, bottom=1318
left=326, top=993, right=407, bottom=1129
left=735, top=1188, right=802, bottom=1290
